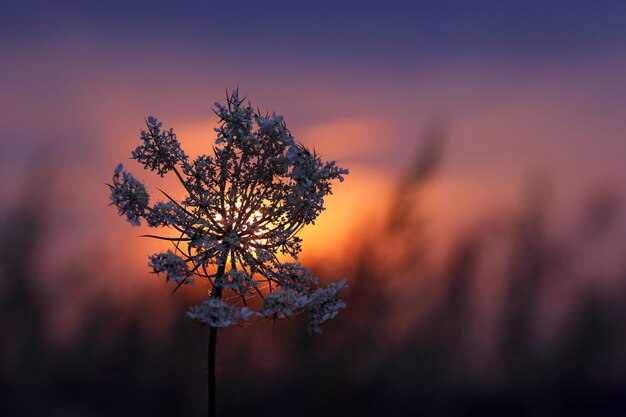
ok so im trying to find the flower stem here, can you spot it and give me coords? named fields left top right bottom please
left=208, top=265, right=224, bottom=417
left=208, top=325, right=218, bottom=417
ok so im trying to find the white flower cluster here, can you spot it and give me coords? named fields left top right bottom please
left=258, top=289, right=310, bottom=319
left=109, top=90, right=348, bottom=332
left=145, top=201, right=184, bottom=227
left=187, top=298, right=253, bottom=328
left=216, top=269, right=258, bottom=296
left=109, top=163, right=150, bottom=226
left=307, top=278, right=348, bottom=333
left=148, top=250, right=194, bottom=285
left=132, top=116, right=188, bottom=176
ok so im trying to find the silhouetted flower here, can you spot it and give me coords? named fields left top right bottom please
left=108, top=90, right=348, bottom=332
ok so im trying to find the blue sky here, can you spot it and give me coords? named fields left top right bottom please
left=5, top=1, right=626, bottom=61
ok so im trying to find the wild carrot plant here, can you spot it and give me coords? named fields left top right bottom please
left=108, top=90, right=348, bottom=416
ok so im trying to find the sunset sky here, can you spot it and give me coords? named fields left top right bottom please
left=4, top=5, right=626, bottom=416
left=3, top=0, right=626, bottom=268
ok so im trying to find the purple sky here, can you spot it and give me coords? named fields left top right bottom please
left=2, top=0, right=626, bottom=265
left=3, top=1, right=626, bottom=348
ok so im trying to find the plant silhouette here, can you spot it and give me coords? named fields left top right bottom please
left=107, top=90, right=348, bottom=416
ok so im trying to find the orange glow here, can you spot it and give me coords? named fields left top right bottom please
left=4, top=46, right=626, bottom=309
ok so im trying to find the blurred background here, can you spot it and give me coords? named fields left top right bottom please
left=2, top=1, right=626, bottom=416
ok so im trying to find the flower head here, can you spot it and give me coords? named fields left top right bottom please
left=108, top=164, right=150, bottom=226
left=187, top=298, right=252, bottom=328
left=132, top=116, right=188, bottom=177
left=148, top=250, right=194, bottom=285
left=109, top=90, right=348, bottom=332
